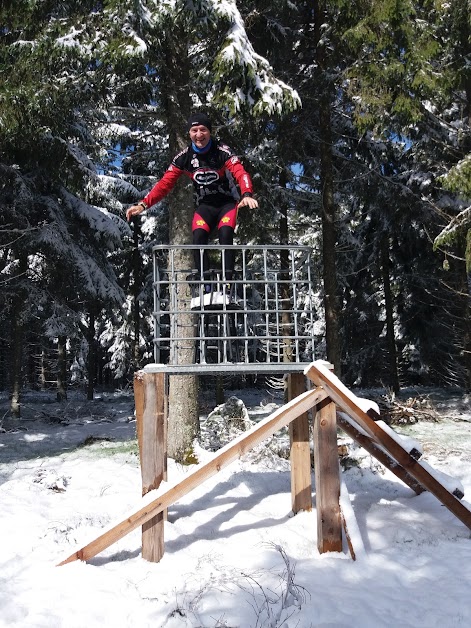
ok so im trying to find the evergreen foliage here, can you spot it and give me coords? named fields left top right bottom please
left=1, top=0, right=470, bottom=410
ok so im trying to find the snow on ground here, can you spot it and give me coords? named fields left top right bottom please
left=0, top=386, right=470, bottom=628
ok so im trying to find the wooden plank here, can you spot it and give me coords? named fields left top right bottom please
left=336, top=413, right=425, bottom=495
left=305, top=361, right=471, bottom=530
left=313, top=395, right=342, bottom=553
left=58, top=386, right=329, bottom=566
left=135, top=371, right=167, bottom=562
left=288, top=373, right=312, bottom=513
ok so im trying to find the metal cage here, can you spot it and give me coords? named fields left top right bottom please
left=152, top=244, right=316, bottom=374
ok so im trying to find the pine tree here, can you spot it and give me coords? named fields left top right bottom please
left=0, top=1, right=130, bottom=410
left=73, top=0, right=302, bottom=457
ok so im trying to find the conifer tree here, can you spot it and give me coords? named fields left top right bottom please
left=77, top=0, right=301, bottom=458
left=0, top=1, right=129, bottom=411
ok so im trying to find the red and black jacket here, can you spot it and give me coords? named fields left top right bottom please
left=141, top=140, right=254, bottom=209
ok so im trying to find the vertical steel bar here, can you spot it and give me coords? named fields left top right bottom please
left=274, top=269, right=281, bottom=363
left=153, top=249, right=159, bottom=363
left=169, top=249, right=177, bottom=364
left=263, top=249, right=270, bottom=363
left=151, top=244, right=315, bottom=369
left=242, top=249, right=249, bottom=363
left=306, top=250, right=315, bottom=360
left=291, top=249, right=300, bottom=362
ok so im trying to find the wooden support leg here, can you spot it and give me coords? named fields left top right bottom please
left=288, top=373, right=312, bottom=513
left=134, top=370, right=168, bottom=562
left=313, top=394, right=342, bottom=553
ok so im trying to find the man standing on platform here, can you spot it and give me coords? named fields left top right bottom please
left=126, top=112, right=258, bottom=284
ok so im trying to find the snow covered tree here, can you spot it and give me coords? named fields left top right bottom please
left=73, top=0, right=301, bottom=458
left=431, top=0, right=471, bottom=387
left=333, top=0, right=471, bottom=387
left=0, top=1, right=130, bottom=411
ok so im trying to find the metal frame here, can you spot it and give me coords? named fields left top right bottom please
left=151, top=244, right=316, bottom=374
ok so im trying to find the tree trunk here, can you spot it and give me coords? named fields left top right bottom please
left=130, top=217, right=142, bottom=372
left=215, top=375, right=225, bottom=405
left=314, top=0, right=341, bottom=375
left=9, top=253, right=27, bottom=419
left=279, top=169, right=294, bottom=366
left=167, top=184, right=200, bottom=461
left=381, top=237, right=400, bottom=392
left=279, top=169, right=293, bottom=404
left=86, top=307, right=96, bottom=401
left=56, top=335, right=68, bottom=401
left=40, top=345, right=47, bottom=390
left=162, top=29, right=200, bottom=462
left=458, top=234, right=471, bottom=390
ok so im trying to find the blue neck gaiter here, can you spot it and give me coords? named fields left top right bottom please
left=192, top=138, right=212, bottom=154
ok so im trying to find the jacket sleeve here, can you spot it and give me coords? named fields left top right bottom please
left=141, top=164, right=183, bottom=208
left=224, top=156, right=254, bottom=197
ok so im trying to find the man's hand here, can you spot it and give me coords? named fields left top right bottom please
left=126, top=204, right=146, bottom=221
left=237, top=196, right=258, bottom=210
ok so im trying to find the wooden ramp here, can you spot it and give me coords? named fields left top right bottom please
left=57, top=361, right=471, bottom=567
left=304, top=362, right=471, bottom=530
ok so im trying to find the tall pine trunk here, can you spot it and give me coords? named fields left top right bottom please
left=462, top=8, right=471, bottom=390
left=130, top=218, right=142, bottom=372
left=314, top=0, right=341, bottom=376
left=380, top=237, right=400, bottom=392
left=279, top=170, right=293, bottom=365
left=56, top=335, right=68, bottom=401
left=279, top=171, right=293, bottom=406
left=86, top=307, right=96, bottom=401
left=9, top=253, right=27, bottom=419
left=162, top=29, right=199, bottom=462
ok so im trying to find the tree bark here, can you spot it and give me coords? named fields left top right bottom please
left=56, top=335, right=68, bottom=401
left=86, top=307, right=97, bottom=401
left=314, top=0, right=342, bottom=376
left=9, top=253, right=27, bottom=419
left=130, top=217, right=142, bottom=373
left=40, top=345, right=47, bottom=390
left=380, top=237, right=400, bottom=392
left=458, top=234, right=471, bottom=390
left=161, top=28, right=200, bottom=462
left=279, top=169, right=294, bottom=366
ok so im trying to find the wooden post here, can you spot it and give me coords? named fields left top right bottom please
left=313, top=365, right=342, bottom=553
left=288, top=373, right=312, bottom=513
left=134, top=369, right=167, bottom=562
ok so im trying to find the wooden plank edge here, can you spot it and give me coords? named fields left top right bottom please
left=305, top=364, right=471, bottom=530
left=337, top=413, right=425, bottom=495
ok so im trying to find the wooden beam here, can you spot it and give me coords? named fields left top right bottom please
left=313, top=395, right=342, bottom=553
left=134, top=370, right=167, bottom=562
left=288, top=373, right=312, bottom=513
left=58, top=386, right=329, bottom=566
left=305, top=362, right=471, bottom=530
left=336, top=413, right=424, bottom=495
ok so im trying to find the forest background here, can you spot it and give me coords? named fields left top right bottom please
left=1, top=1, right=470, bottom=429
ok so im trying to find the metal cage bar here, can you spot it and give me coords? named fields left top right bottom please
left=152, top=245, right=317, bottom=373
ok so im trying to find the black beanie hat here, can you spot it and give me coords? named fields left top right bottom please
left=187, top=112, right=212, bottom=132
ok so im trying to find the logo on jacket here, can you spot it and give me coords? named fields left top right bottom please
left=194, top=169, right=219, bottom=185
